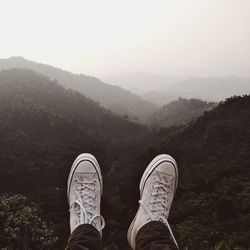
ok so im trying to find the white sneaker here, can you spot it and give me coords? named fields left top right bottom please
left=127, top=154, right=179, bottom=250
left=67, top=153, right=105, bottom=235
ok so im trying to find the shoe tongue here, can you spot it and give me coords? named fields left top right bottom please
left=74, top=173, right=96, bottom=209
left=156, top=170, right=171, bottom=178
left=155, top=171, right=168, bottom=184
left=152, top=172, right=169, bottom=212
left=155, top=171, right=175, bottom=186
left=73, top=173, right=96, bottom=221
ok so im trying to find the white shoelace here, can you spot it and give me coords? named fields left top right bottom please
left=139, top=177, right=179, bottom=249
left=70, top=179, right=105, bottom=231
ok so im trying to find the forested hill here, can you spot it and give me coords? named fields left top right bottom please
left=0, top=68, right=153, bottom=196
left=85, top=94, right=250, bottom=249
left=0, top=68, right=249, bottom=249
left=0, top=68, right=148, bottom=140
left=147, top=97, right=217, bottom=128
left=0, top=68, right=154, bottom=248
left=0, top=57, right=157, bottom=122
left=168, top=95, right=250, bottom=162
left=128, top=95, right=250, bottom=249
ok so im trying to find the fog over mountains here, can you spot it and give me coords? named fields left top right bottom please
left=1, top=56, right=250, bottom=130
left=1, top=0, right=250, bottom=248
left=105, top=72, right=250, bottom=105
left=103, top=71, right=187, bottom=95
left=163, top=76, right=250, bottom=101
left=1, top=68, right=249, bottom=249
left=0, top=57, right=157, bottom=122
left=1, top=57, right=250, bottom=111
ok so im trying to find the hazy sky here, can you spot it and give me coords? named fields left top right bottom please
left=0, top=0, right=250, bottom=77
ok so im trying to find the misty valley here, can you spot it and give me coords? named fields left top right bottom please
left=0, top=59, right=249, bottom=249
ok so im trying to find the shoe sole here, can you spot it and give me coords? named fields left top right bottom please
left=67, top=153, right=103, bottom=204
left=127, top=154, right=178, bottom=248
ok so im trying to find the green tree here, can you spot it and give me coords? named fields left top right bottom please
left=0, top=194, right=56, bottom=249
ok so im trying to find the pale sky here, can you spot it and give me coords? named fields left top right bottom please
left=0, top=0, right=250, bottom=78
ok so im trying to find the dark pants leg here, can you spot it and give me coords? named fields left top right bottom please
left=65, top=224, right=102, bottom=250
left=135, top=221, right=178, bottom=250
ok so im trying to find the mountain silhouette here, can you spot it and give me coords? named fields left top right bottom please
left=0, top=57, right=157, bottom=122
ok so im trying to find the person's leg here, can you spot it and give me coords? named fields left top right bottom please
left=135, top=221, right=178, bottom=250
left=66, top=224, right=102, bottom=250
left=66, top=153, right=105, bottom=250
left=128, top=154, right=179, bottom=250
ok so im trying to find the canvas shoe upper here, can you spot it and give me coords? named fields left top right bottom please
left=67, top=153, right=105, bottom=234
left=127, top=154, right=178, bottom=250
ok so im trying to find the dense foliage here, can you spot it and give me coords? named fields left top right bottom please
left=0, top=194, right=56, bottom=249
left=0, top=69, right=153, bottom=249
left=128, top=95, right=250, bottom=249
left=0, top=69, right=249, bottom=249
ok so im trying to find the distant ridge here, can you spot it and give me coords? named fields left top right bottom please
left=147, top=97, right=217, bottom=128
left=161, top=76, right=250, bottom=101
left=106, top=71, right=250, bottom=105
left=149, top=76, right=250, bottom=104
left=0, top=57, right=157, bottom=122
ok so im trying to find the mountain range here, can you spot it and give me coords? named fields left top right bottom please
left=142, top=76, right=250, bottom=105
left=0, top=57, right=157, bottom=122
left=105, top=71, right=250, bottom=105
left=123, top=94, right=250, bottom=249
left=0, top=68, right=153, bottom=248
left=0, top=68, right=249, bottom=249
left=161, top=76, right=250, bottom=101
left=103, top=71, right=187, bottom=95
